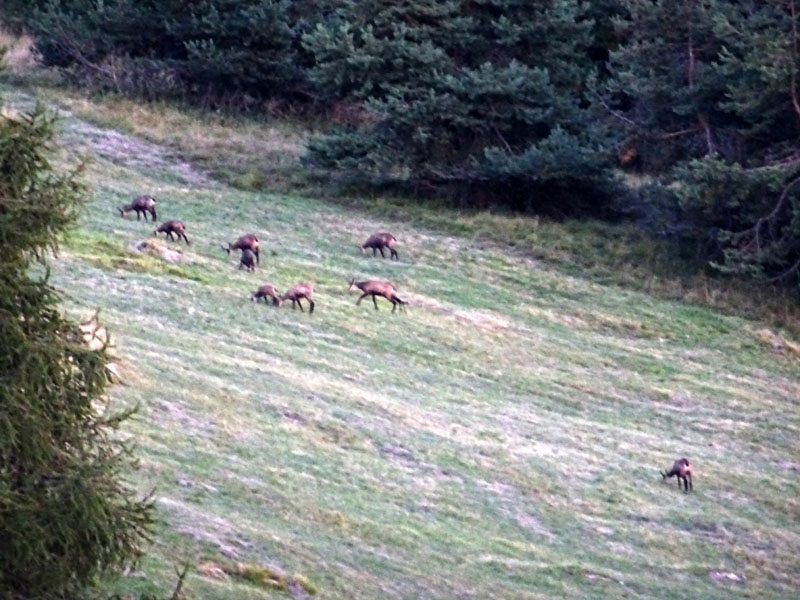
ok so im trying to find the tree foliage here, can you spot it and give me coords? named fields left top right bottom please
left=0, top=97, right=153, bottom=599
left=18, top=0, right=314, bottom=105
left=304, top=0, right=617, bottom=213
left=606, top=0, right=800, bottom=283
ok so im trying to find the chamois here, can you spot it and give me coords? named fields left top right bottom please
left=361, top=232, right=398, bottom=260
left=119, top=195, right=157, bottom=221
left=278, top=283, right=315, bottom=314
left=348, top=279, right=406, bottom=312
left=153, top=220, right=190, bottom=244
left=251, top=284, right=280, bottom=306
left=239, top=248, right=257, bottom=272
left=661, top=457, right=693, bottom=492
left=224, top=234, right=260, bottom=264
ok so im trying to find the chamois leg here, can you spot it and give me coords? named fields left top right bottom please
left=372, top=247, right=377, bottom=256
left=391, top=299, right=397, bottom=313
left=379, top=247, right=386, bottom=258
left=167, top=231, right=175, bottom=241
left=255, top=248, right=259, bottom=264
left=181, top=233, right=190, bottom=245
left=372, top=294, right=379, bottom=310
left=687, top=473, right=693, bottom=491
left=297, top=299, right=305, bottom=312
left=307, top=299, right=315, bottom=314
left=356, top=293, right=368, bottom=305
left=391, top=249, right=398, bottom=260
left=136, top=210, right=142, bottom=221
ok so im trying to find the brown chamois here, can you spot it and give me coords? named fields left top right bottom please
left=348, top=278, right=407, bottom=312
left=251, top=284, right=280, bottom=306
left=239, top=248, right=257, bottom=272
left=278, top=283, right=315, bottom=314
left=361, top=232, right=398, bottom=260
left=661, top=457, right=693, bottom=492
left=223, top=234, right=260, bottom=264
left=119, top=195, right=157, bottom=221
left=153, top=220, right=190, bottom=244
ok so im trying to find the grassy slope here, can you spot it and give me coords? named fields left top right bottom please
left=4, top=84, right=800, bottom=599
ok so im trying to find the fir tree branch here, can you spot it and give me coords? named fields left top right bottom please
left=739, top=173, right=800, bottom=252
left=697, top=113, right=716, bottom=155
left=659, top=127, right=700, bottom=139
left=790, top=0, right=800, bottom=119
left=593, top=91, right=640, bottom=129
left=765, top=256, right=800, bottom=282
left=493, top=125, right=513, bottom=153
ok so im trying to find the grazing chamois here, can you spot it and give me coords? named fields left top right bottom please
left=223, top=234, right=260, bottom=264
left=119, top=195, right=157, bottom=221
left=278, top=283, right=315, bottom=314
left=361, top=232, right=398, bottom=260
left=661, top=457, right=693, bottom=492
left=348, top=278, right=406, bottom=312
left=239, top=248, right=257, bottom=272
left=153, top=220, right=190, bottom=245
left=251, top=284, right=280, bottom=306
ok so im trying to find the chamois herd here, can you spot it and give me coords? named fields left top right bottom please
left=120, top=194, right=693, bottom=491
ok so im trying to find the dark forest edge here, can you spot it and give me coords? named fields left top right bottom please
left=1, top=0, right=799, bottom=303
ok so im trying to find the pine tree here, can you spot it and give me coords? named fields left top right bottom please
left=0, top=96, right=153, bottom=599
left=606, top=0, right=730, bottom=169
left=304, top=0, right=616, bottom=212
left=608, top=0, right=800, bottom=282
left=25, top=0, right=315, bottom=103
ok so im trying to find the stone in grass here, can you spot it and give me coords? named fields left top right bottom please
left=709, top=571, right=745, bottom=584
left=197, top=562, right=229, bottom=581
left=129, top=238, right=184, bottom=264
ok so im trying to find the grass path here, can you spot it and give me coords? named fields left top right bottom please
left=5, top=84, right=800, bottom=599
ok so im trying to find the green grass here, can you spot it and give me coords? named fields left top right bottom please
left=4, top=82, right=800, bottom=599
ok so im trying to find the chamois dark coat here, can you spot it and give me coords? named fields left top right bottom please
left=661, top=458, right=693, bottom=492
left=279, top=283, right=315, bottom=314
left=119, top=195, right=157, bottom=221
left=224, top=234, right=260, bottom=264
left=239, top=248, right=257, bottom=272
left=361, top=232, right=398, bottom=260
left=348, top=279, right=407, bottom=312
left=153, top=220, right=190, bottom=244
left=251, top=284, right=280, bottom=306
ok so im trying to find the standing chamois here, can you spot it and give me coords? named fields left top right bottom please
left=224, top=234, right=260, bottom=265
left=119, top=195, right=157, bottom=221
left=361, top=232, right=398, bottom=260
left=278, top=283, right=315, bottom=314
left=348, top=279, right=406, bottom=312
left=251, top=284, right=280, bottom=306
left=661, top=458, right=693, bottom=492
left=239, top=248, right=257, bottom=272
left=153, top=220, right=190, bottom=244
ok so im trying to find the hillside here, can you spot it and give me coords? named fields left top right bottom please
left=4, top=84, right=800, bottom=599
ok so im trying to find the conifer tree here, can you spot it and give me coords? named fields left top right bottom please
left=0, top=94, right=153, bottom=599
left=304, top=0, right=616, bottom=212
left=608, top=0, right=800, bottom=282
left=23, top=0, right=314, bottom=103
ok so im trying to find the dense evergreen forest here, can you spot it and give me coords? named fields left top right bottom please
left=3, top=0, right=799, bottom=288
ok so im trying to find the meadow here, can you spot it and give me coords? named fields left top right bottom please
left=3, top=80, right=800, bottom=599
